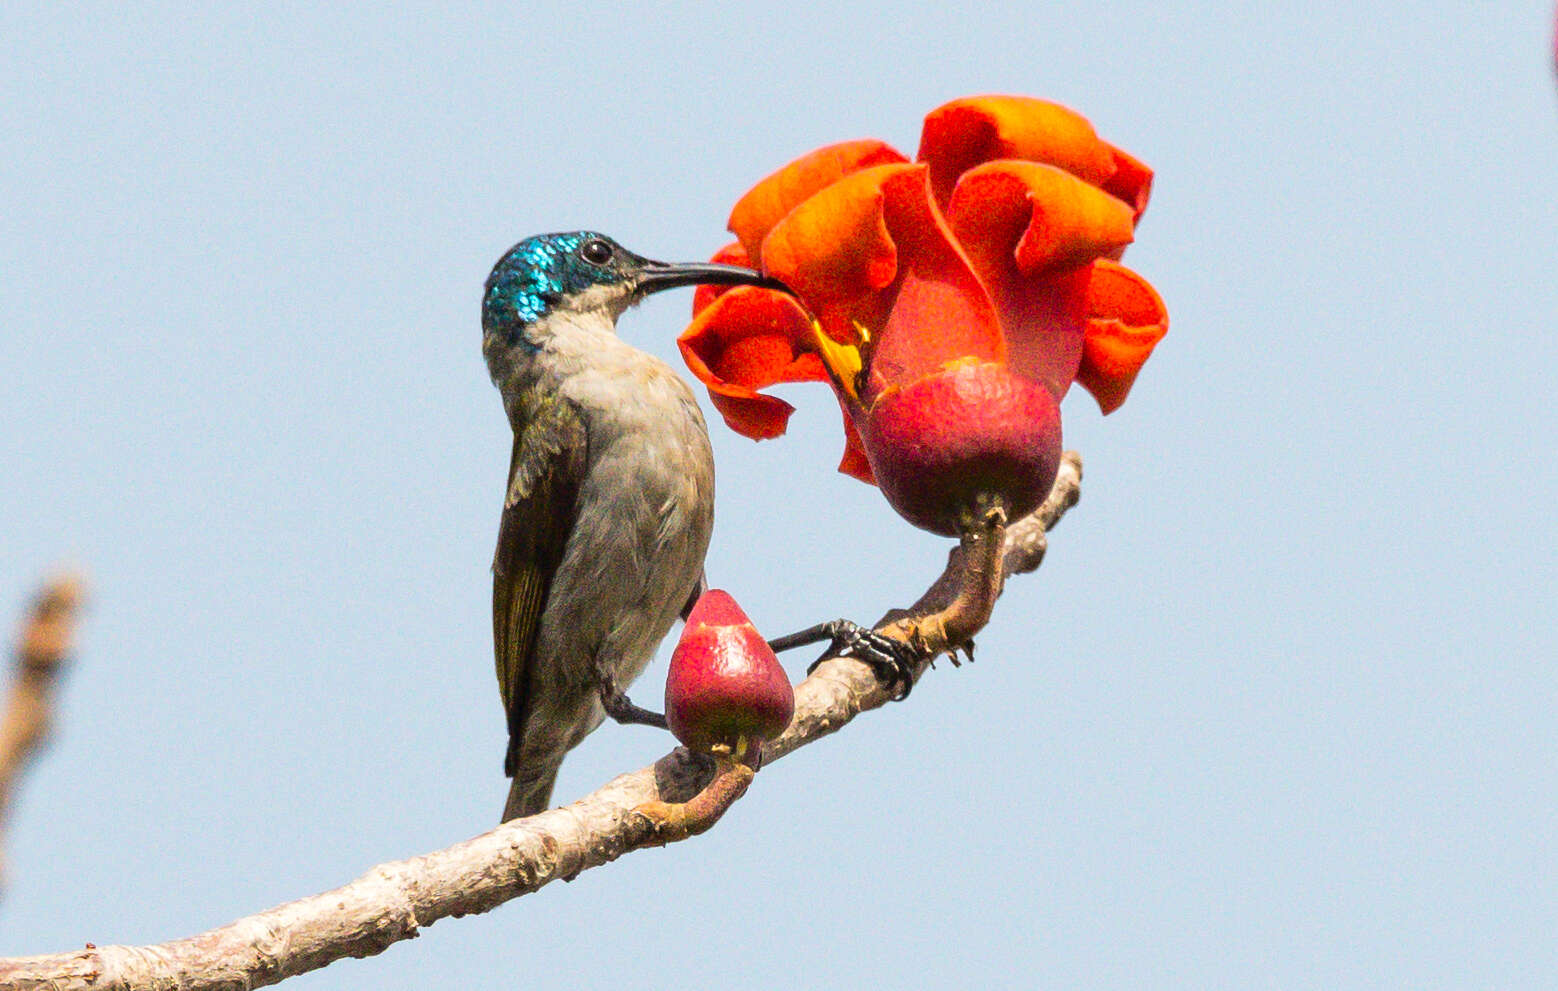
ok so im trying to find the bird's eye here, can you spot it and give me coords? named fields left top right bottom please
left=578, top=238, right=614, bottom=266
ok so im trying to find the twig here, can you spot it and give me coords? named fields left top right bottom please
left=0, top=454, right=1082, bottom=991
left=0, top=574, right=85, bottom=892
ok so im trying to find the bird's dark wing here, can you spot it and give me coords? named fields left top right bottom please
left=492, top=395, right=587, bottom=777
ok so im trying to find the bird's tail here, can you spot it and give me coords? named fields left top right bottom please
left=501, top=759, right=562, bottom=822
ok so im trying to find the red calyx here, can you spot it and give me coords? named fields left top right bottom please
left=856, top=361, right=1062, bottom=536
left=666, top=590, right=796, bottom=756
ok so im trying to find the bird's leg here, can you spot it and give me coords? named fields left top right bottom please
left=679, top=573, right=707, bottom=622
left=592, top=658, right=669, bottom=729
left=767, top=620, right=919, bottom=700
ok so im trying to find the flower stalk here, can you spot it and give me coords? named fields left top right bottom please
left=630, top=746, right=756, bottom=845
left=878, top=495, right=1008, bottom=659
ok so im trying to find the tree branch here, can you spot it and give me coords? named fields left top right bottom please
left=0, top=573, right=85, bottom=894
left=0, top=454, right=1082, bottom=991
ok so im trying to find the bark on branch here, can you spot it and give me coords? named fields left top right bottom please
left=0, top=454, right=1082, bottom=991
left=0, top=573, right=85, bottom=894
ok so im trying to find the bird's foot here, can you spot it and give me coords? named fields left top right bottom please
left=768, top=619, right=918, bottom=701
left=598, top=685, right=669, bottom=729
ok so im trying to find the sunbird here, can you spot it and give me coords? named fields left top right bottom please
left=480, top=232, right=784, bottom=821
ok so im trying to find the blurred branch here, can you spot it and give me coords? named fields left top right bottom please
left=0, top=574, right=86, bottom=892
left=0, top=454, right=1082, bottom=991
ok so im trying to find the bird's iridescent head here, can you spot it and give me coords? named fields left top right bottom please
left=482, top=231, right=787, bottom=349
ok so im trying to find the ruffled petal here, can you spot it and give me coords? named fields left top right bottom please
left=760, top=162, right=910, bottom=307
left=946, top=161, right=1135, bottom=397
left=1101, top=143, right=1154, bottom=223
left=950, top=161, right=1136, bottom=274
left=728, top=140, right=908, bottom=265
left=1076, top=260, right=1168, bottom=414
left=762, top=163, right=1006, bottom=400
left=677, top=286, right=825, bottom=439
left=917, top=96, right=1117, bottom=207
left=867, top=165, right=1006, bottom=393
left=759, top=162, right=916, bottom=350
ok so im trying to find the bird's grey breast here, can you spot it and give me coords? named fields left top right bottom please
left=517, top=330, right=713, bottom=685
left=561, top=343, right=714, bottom=553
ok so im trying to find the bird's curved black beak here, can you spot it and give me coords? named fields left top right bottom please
left=636, top=259, right=793, bottom=297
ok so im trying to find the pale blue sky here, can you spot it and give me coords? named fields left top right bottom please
left=3, top=3, right=1555, bottom=988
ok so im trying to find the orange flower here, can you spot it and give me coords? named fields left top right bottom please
left=680, top=96, right=1167, bottom=534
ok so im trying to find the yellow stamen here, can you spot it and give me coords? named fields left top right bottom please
left=811, top=319, right=868, bottom=403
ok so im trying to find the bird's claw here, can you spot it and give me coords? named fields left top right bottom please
left=768, top=619, right=920, bottom=701
left=806, top=620, right=918, bottom=701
